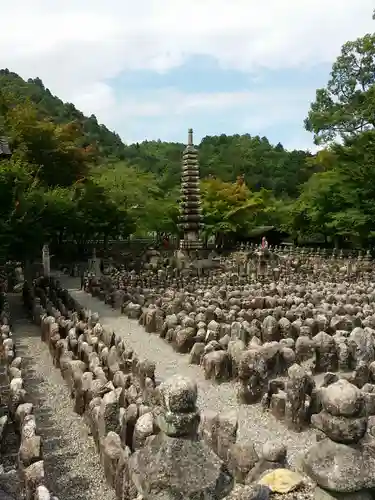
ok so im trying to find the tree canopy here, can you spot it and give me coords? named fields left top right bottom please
left=295, top=11, right=375, bottom=247
left=305, top=31, right=375, bottom=145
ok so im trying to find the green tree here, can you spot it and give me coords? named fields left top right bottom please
left=0, top=159, right=75, bottom=259
left=201, top=178, right=276, bottom=246
left=95, top=162, right=179, bottom=236
left=5, top=99, right=91, bottom=187
left=73, top=180, right=134, bottom=245
left=0, top=159, right=32, bottom=258
left=289, top=170, right=348, bottom=242
left=0, top=69, right=126, bottom=159
left=290, top=131, right=375, bottom=246
left=305, top=18, right=375, bottom=145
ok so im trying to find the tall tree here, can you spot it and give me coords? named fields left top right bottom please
left=94, top=162, right=179, bottom=236
left=305, top=15, right=375, bottom=144
left=290, top=131, right=375, bottom=245
left=200, top=178, right=286, bottom=246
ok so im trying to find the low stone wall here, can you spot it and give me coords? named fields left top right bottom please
left=28, top=280, right=159, bottom=495
left=0, top=294, right=58, bottom=500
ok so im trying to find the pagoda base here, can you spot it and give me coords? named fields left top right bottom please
left=179, top=239, right=203, bottom=251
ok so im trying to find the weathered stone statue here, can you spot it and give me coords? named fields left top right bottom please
left=42, top=244, right=50, bottom=277
left=284, top=363, right=315, bottom=431
left=303, top=379, right=375, bottom=496
left=128, top=375, right=234, bottom=499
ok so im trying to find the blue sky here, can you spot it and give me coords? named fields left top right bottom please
left=1, top=0, right=374, bottom=151
left=107, top=56, right=331, bottom=149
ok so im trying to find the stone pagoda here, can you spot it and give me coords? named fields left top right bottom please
left=179, top=128, right=203, bottom=253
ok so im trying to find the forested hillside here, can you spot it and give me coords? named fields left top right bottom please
left=123, top=137, right=313, bottom=197
left=0, top=69, right=125, bottom=159
left=0, top=9, right=374, bottom=259
left=0, top=69, right=313, bottom=197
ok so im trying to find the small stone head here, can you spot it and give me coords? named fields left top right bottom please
left=158, top=375, right=198, bottom=413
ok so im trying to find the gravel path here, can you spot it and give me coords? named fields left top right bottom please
left=58, top=274, right=317, bottom=466
left=9, top=293, right=116, bottom=500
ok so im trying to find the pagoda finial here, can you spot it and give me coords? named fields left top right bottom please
left=188, top=128, right=193, bottom=146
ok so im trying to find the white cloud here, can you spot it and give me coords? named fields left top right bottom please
left=86, top=85, right=318, bottom=146
left=142, top=87, right=306, bottom=117
left=0, top=0, right=373, bottom=143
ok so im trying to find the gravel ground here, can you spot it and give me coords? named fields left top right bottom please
left=9, top=293, right=116, bottom=500
left=58, top=274, right=317, bottom=467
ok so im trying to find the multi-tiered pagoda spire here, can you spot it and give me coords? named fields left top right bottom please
left=179, top=128, right=203, bottom=251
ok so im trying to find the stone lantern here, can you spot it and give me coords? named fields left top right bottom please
left=0, top=136, right=11, bottom=158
